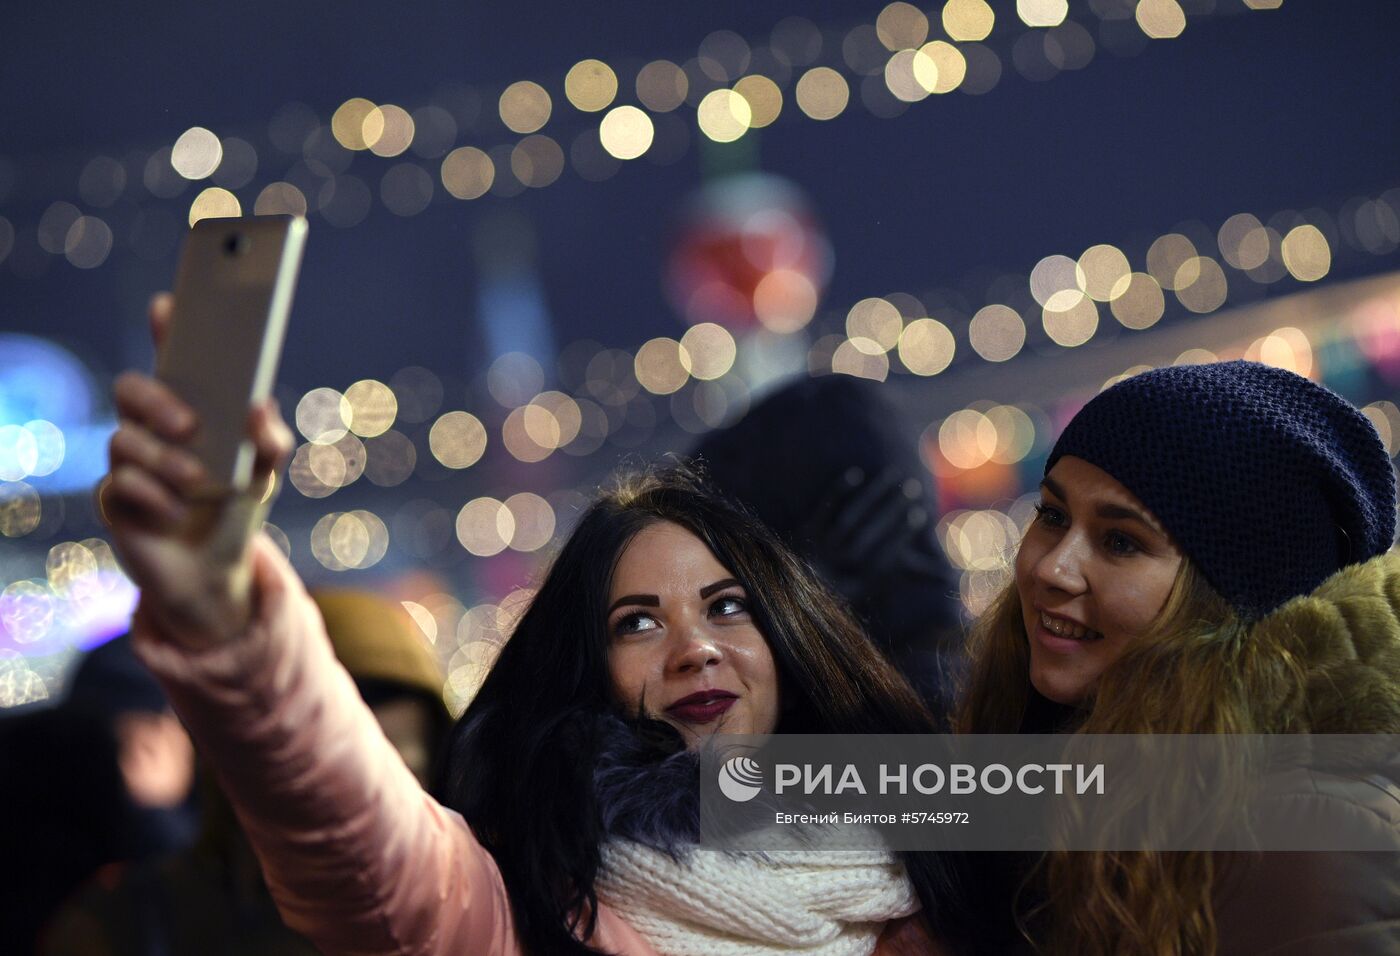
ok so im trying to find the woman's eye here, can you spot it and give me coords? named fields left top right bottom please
left=1105, top=531, right=1142, bottom=556
left=1033, top=503, right=1067, bottom=528
left=709, top=595, right=748, bottom=618
left=613, top=612, right=659, bottom=636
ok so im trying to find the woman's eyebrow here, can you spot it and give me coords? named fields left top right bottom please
left=699, top=578, right=741, bottom=598
left=607, top=594, right=659, bottom=615
left=1042, top=476, right=1164, bottom=533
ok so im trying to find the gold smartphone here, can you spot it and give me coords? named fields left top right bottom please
left=156, top=215, right=308, bottom=494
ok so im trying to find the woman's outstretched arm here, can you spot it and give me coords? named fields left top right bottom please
left=102, top=295, right=519, bottom=955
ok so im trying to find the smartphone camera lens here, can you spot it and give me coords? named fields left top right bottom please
left=223, top=232, right=251, bottom=257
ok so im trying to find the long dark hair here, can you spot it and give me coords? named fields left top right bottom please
left=441, top=467, right=963, bottom=955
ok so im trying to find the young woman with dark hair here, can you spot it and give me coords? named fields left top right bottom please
left=99, top=297, right=966, bottom=955
left=956, top=360, right=1400, bottom=956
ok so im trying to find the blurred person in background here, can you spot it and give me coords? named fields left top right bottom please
left=693, top=375, right=963, bottom=720
left=956, top=361, right=1400, bottom=955
left=40, top=588, right=450, bottom=956
left=0, top=633, right=200, bottom=953
left=96, top=292, right=974, bottom=954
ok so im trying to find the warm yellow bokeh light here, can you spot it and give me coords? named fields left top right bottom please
left=942, top=0, right=995, bottom=41
left=187, top=187, right=241, bottom=226
left=1109, top=273, right=1166, bottom=329
left=696, top=89, right=752, bottom=143
left=429, top=411, right=487, bottom=469
left=1218, top=213, right=1270, bottom=270
left=680, top=323, right=737, bottom=380
left=344, top=380, right=398, bottom=438
left=499, top=81, right=553, bottom=134
left=171, top=127, right=223, bottom=180
left=1146, top=233, right=1198, bottom=290
left=1078, top=244, right=1131, bottom=301
left=636, top=60, right=689, bottom=112
left=511, top=135, right=565, bottom=188
left=565, top=59, right=619, bottom=112
left=916, top=41, right=967, bottom=94
left=1175, top=256, right=1229, bottom=313
left=504, top=493, right=556, bottom=552
left=1017, top=0, right=1068, bottom=28
left=1043, top=297, right=1099, bottom=347
left=1136, top=0, right=1187, bottom=39
left=635, top=338, right=692, bottom=395
left=599, top=106, right=655, bottom=160
left=734, top=75, right=783, bottom=128
left=795, top=67, right=850, bottom=121
left=831, top=340, right=890, bottom=381
left=456, top=497, right=515, bottom=557
left=332, top=98, right=378, bottom=150
left=441, top=147, right=495, bottom=200
left=876, top=2, right=930, bottom=51
left=366, top=105, right=415, bottom=157
left=753, top=269, right=819, bottom=333
left=254, top=182, right=308, bottom=216
left=1281, top=224, right=1331, bottom=281
left=968, top=305, right=1026, bottom=362
left=939, top=409, right=999, bottom=469
left=846, top=297, right=904, bottom=352
left=898, top=318, right=956, bottom=376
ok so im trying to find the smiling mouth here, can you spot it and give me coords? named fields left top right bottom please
left=1040, top=612, right=1103, bottom=642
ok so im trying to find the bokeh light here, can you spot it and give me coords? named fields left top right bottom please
left=637, top=60, right=689, bottom=112
left=254, top=182, right=309, bottom=216
left=1077, top=244, right=1131, bottom=301
left=296, top=387, right=351, bottom=444
left=441, top=147, right=495, bottom=200
left=344, top=379, right=397, bottom=437
left=877, top=2, right=929, bottom=50
left=635, top=338, right=691, bottom=395
left=456, top=497, right=515, bottom=557
left=0, top=481, right=41, bottom=537
left=1136, top=0, right=1187, bottom=39
left=599, top=106, right=654, bottom=160
left=566, top=59, right=619, bottom=112
left=429, top=411, right=488, bottom=469
left=831, top=340, right=890, bottom=381
left=504, top=492, right=556, bottom=552
left=898, top=318, right=956, bottom=375
left=795, top=67, right=850, bottom=121
left=1174, top=256, right=1228, bottom=313
left=171, top=127, right=223, bottom=180
left=943, top=0, right=996, bottom=41
left=1246, top=326, right=1314, bottom=378
left=331, top=98, right=378, bottom=150
left=1017, top=0, right=1069, bottom=27
left=679, top=323, right=737, bottom=380
left=1146, top=233, right=1197, bottom=290
left=969, top=304, right=1026, bottom=362
left=1281, top=224, right=1331, bottom=281
left=917, top=42, right=968, bottom=94
left=488, top=352, right=545, bottom=408
left=499, top=81, right=553, bottom=134
left=188, top=187, right=241, bottom=226
left=511, top=135, right=565, bottom=188
left=846, top=297, right=904, bottom=353
left=734, top=75, right=783, bottom=127
left=696, top=89, right=751, bottom=142
left=365, top=105, right=415, bottom=158
left=1109, top=272, right=1165, bottom=329
left=1042, top=297, right=1099, bottom=347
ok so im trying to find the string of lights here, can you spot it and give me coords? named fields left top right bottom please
left=2, top=0, right=1280, bottom=273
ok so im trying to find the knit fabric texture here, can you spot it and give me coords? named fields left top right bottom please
left=1046, top=360, right=1397, bottom=619
left=595, top=839, right=919, bottom=956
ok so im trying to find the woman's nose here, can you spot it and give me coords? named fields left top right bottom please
left=667, top=623, right=723, bottom=674
left=1034, top=533, right=1089, bottom=594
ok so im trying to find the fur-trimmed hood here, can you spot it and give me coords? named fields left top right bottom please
left=1248, top=550, right=1400, bottom=734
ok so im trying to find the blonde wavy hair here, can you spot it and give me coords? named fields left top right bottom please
left=954, top=559, right=1313, bottom=956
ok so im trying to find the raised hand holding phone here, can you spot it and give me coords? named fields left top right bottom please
left=103, top=217, right=305, bottom=647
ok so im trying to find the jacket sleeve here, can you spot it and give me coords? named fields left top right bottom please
left=131, top=534, right=520, bottom=956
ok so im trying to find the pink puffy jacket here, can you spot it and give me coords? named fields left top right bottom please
left=134, top=537, right=943, bottom=955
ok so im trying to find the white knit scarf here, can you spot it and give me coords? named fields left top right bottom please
left=595, top=839, right=920, bottom=956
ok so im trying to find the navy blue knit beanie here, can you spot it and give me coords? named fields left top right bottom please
left=1046, top=360, right=1397, bottom=619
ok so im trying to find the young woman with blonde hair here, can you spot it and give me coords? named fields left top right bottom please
left=958, top=360, right=1400, bottom=955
